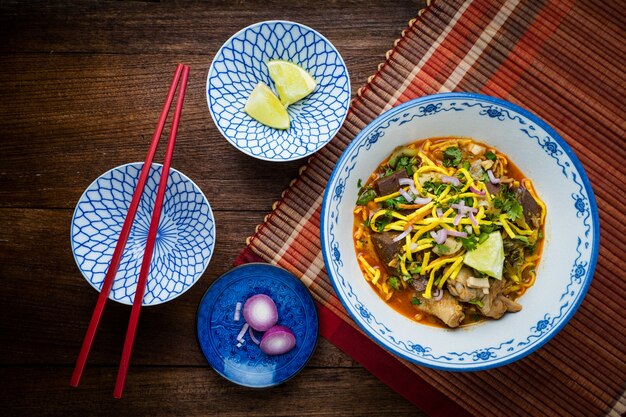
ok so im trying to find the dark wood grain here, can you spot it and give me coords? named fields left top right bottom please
left=1, top=367, right=425, bottom=417
left=0, top=0, right=426, bottom=415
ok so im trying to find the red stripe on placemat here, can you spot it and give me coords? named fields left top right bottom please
left=233, top=248, right=472, bottom=417
left=481, top=0, right=572, bottom=97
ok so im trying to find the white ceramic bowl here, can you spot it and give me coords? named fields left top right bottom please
left=206, top=20, right=351, bottom=162
left=71, top=163, right=216, bottom=306
left=321, top=93, right=599, bottom=371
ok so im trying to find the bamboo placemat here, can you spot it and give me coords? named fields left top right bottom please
left=236, top=0, right=626, bottom=415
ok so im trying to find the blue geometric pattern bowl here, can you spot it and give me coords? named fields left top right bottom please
left=207, top=20, right=351, bottom=162
left=71, top=163, right=215, bottom=306
left=197, top=263, right=318, bottom=388
left=321, top=92, right=599, bottom=371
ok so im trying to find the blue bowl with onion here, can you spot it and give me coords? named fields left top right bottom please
left=196, top=264, right=319, bottom=387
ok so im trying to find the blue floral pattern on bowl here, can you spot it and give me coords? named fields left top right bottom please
left=207, top=20, right=351, bottom=161
left=320, top=93, right=600, bottom=371
left=71, top=163, right=215, bottom=306
left=196, top=263, right=319, bottom=388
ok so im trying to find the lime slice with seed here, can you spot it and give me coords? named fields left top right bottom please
left=243, top=82, right=290, bottom=130
left=463, top=232, right=505, bottom=279
left=267, top=60, right=317, bottom=106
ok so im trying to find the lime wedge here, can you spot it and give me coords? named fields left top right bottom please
left=463, top=232, right=505, bottom=279
left=244, top=82, right=290, bottom=130
left=267, top=60, right=317, bottom=106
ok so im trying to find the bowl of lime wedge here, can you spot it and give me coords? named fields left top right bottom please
left=207, top=20, right=351, bottom=162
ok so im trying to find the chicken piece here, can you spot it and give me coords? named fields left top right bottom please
left=447, top=267, right=484, bottom=302
left=448, top=267, right=522, bottom=319
left=479, top=278, right=522, bottom=318
left=415, top=291, right=465, bottom=328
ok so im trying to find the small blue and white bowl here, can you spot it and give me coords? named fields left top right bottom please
left=207, top=20, right=351, bottom=162
left=321, top=92, right=599, bottom=371
left=71, top=163, right=216, bottom=306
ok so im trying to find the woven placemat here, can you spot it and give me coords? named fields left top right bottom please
left=237, top=0, right=626, bottom=415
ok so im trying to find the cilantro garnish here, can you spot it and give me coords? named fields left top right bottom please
left=411, top=296, right=421, bottom=305
left=388, top=277, right=401, bottom=291
left=443, top=146, right=462, bottom=167
left=485, top=151, right=497, bottom=161
left=356, top=188, right=376, bottom=206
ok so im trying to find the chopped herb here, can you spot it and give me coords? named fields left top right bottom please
left=356, top=188, right=376, bottom=206
left=363, top=218, right=371, bottom=228
left=461, top=236, right=478, bottom=251
left=443, top=146, right=462, bottom=167
left=462, top=160, right=471, bottom=171
left=383, top=195, right=409, bottom=209
left=434, top=244, right=449, bottom=254
left=468, top=299, right=484, bottom=308
left=408, top=264, right=421, bottom=275
left=394, top=155, right=419, bottom=176
left=411, top=296, right=421, bottom=305
left=485, top=151, right=497, bottom=161
left=493, top=192, right=524, bottom=221
left=357, top=179, right=363, bottom=188
left=388, top=277, right=401, bottom=291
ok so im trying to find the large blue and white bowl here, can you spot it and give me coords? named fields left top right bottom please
left=321, top=93, right=599, bottom=371
left=71, top=163, right=216, bottom=306
left=207, top=20, right=351, bottom=162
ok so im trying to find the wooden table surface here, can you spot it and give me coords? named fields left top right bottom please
left=0, top=1, right=430, bottom=415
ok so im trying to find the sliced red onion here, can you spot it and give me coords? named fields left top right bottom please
left=236, top=322, right=249, bottom=344
left=399, top=188, right=414, bottom=203
left=436, top=207, right=443, bottom=218
left=413, top=197, right=432, bottom=205
left=441, top=175, right=461, bottom=187
left=234, top=301, right=242, bottom=322
left=453, top=212, right=464, bottom=226
left=446, top=230, right=468, bottom=238
left=398, top=178, right=420, bottom=196
left=451, top=203, right=478, bottom=214
left=260, top=325, right=296, bottom=355
left=469, top=185, right=486, bottom=196
left=248, top=327, right=260, bottom=345
left=432, top=289, right=444, bottom=301
left=393, top=225, right=413, bottom=242
left=468, top=210, right=479, bottom=226
left=430, top=229, right=447, bottom=244
left=487, top=169, right=500, bottom=184
left=243, top=294, right=279, bottom=332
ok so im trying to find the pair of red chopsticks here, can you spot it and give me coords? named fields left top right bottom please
left=70, top=64, right=190, bottom=398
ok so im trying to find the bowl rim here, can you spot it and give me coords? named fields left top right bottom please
left=320, top=92, right=600, bottom=371
left=206, top=19, right=351, bottom=162
left=70, top=162, right=216, bottom=306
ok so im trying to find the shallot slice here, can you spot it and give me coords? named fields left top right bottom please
left=432, top=289, right=444, bottom=301
left=469, top=185, right=485, bottom=196
left=399, top=188, right=414, bottom=203
left=243, top=294, right=278, bottom=331
left=393, top=225, right=413, bottom=242
left=413, top=197, right=432, bottom=205
left=442, top=175, right=461, bottom=187
left=487, top=169, right=500, bottom=184
left=260, top=325, right=296, bottom=355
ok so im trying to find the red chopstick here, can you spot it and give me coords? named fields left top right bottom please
left=113, top=65, right=190, bottom=398
left=70, top=63, right=187, bottom=390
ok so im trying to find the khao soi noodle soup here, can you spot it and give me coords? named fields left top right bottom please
left=353, top=137, right=546, bottom=328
